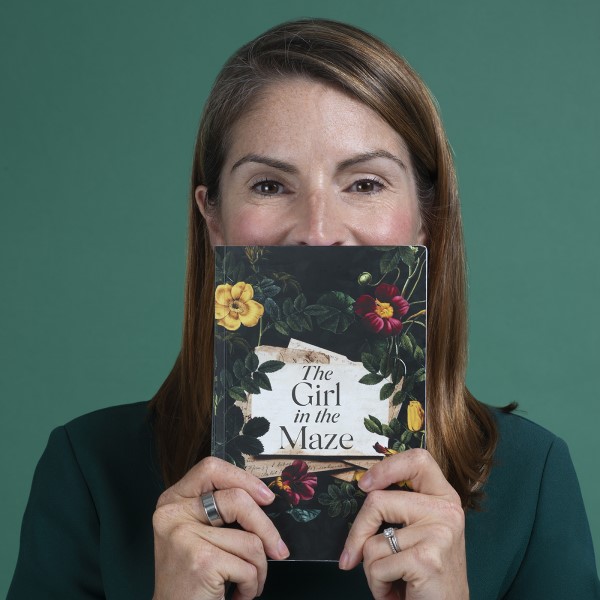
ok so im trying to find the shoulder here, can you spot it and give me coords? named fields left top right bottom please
left=59, top=400, right=154, bottom=458
left=53, top=400, right=163, bottom=496
left=9, top=402, right=161, bottom=598
left=489, top=405, right=557, bottom=445
left=481, top=406, right=578, bottom=514
left=466, top=407, right=600, bottom=597
left=62, top=399, right=152, bottom=435
left=487, top=406, right=566, bottom=472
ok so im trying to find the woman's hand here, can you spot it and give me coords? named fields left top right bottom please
left=152, top=457, right=290, bottom=600
left=339, top=449, right=468, bottom=600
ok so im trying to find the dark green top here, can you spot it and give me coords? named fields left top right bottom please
left=8, top=401, right=600, bottom=599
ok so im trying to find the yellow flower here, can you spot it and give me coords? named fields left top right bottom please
left=214, top=282, right=264, bottom=331
left=407, top=400, right=425, bottom=432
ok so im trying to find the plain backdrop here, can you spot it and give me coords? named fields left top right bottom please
left=1, top=0, right=599, bottom=593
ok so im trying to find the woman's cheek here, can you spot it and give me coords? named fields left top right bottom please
left=220, top=207, right=283, bottom=245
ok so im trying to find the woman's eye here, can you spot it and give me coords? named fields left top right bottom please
left=251, top=179, right=283, bottom=196
left=350, top=178, right=385, bottom=194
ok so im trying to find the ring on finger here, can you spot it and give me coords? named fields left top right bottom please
left=383, top=527, right=401, bottom=554
left=200, top=492, right=224, bottom=527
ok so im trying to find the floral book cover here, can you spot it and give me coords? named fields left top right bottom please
left=212, top=245, right=427, bottom=561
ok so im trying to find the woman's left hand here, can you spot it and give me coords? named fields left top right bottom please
left=339, top=448, right=469, bottom=600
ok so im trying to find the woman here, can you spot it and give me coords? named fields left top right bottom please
left=9, top=18, right=599, bottom=600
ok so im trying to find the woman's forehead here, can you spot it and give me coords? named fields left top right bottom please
left=223, top=78, right=412, bottom=169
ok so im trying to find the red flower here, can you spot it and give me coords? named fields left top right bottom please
left=354, top=283, right=409, bottom=336
left=373, top=442, right=397, bottom=456
left=269, top=459, right=318, bottom=506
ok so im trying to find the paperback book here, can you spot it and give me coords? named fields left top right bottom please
left=211, top=245, right=427, bottom=561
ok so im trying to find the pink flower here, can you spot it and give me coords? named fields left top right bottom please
left=354, top=283, right=410, bottom=337
left=269, top=460, right=318, bottom=506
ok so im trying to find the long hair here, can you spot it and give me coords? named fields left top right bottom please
left=150, top=18, right=503, bottom=508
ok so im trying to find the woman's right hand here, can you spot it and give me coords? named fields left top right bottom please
left=152, top=457, right=290, bottom=600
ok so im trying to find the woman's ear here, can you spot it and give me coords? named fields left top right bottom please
left=195, top=185, right=224, bottom=246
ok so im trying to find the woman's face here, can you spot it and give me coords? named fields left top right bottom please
left=196, top=78, right=425, bottom=247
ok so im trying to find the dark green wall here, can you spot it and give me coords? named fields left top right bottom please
left=1, top=0, right=598, bottom=592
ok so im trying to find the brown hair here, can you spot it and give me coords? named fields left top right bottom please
left=150, top=18, right=505, bottom=508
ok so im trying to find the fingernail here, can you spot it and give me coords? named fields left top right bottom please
left=358, top=473, right=372, bottom=491
left=339, top=549, right=350, bottom=570
left=258, top=483, right=275, bottom=501
left=278, top=538, right=290, bottom=559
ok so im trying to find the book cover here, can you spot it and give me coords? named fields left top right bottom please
left=212, top=245, right=427, bottom=561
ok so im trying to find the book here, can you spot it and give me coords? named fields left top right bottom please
left=212, top=245, right=427, bottom=561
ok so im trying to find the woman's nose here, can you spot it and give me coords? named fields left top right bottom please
left=287, top=190, right=348, bottom=246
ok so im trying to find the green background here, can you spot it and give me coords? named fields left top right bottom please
left=1, top=0, right=598, bottom=592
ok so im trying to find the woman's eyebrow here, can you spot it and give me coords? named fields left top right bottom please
left=336, top=150, right=407, bottom=172
left=230, top=154, right=299, bottom=174
left=229, top=150, right=407, bottom=175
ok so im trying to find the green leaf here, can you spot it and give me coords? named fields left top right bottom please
left=253, top=371, right=272, bottom=391
left=294, top=293, right=307, bottom=311
left=400, top=334, right=413, bottom=354
left=382, top=424, right=394, bottom=438
left=328, top=484, right=341, bottom=498
left=261, top=284, right=280, bottom=298
left=318, top=493, right=333, bottom=505
left=258, top=360, right=285, bottom=373
left=392, top=390, right=405, bottom=406
left=283, top=297, right=294, bottom=316
left=264, top=298, right=280, bottom=320
left=379, top=248, right=401, bottom=274
left=245, top=352, right=259, bottom=372
left=391, top=361, right=405, bottom=385
left=371, top=339, right=388, bottom=359
left=314, top=291, right=356, bottom=334
left=287, top=508, right=321, bottom=523
left=274, top=321, right=291, bottom=336
left=225, top=404, right=244, bottom=436
left=328, top=502, right=342, bottom=518
left=225, top=447, right=245, bottom=468
left=286, top=313, right=304, bottom=332
left=233, top=359, right=248, bottom=380
left=241, top=376, right=261, bottom=394
left=341, top=500, right=352, bottom=518
left=242, top=416, right=270, bottom=437
left=392, top=440, right=402, bottom=451
left=415, top=367, right=426, bottom=383
left=401, top=430, right=413, bottom=443
left=368, top=415, right=382, bottom=429
left=359, top=373, right=384, bottom=385
left=219, top=369, right=233, bottom=389
left=304, top=304, right=331, bottom=316
left=398, top=247, right=417, bottom=270
left=380, top=382, right=395, bottom=400
left=341, top=482, right=354, bottom=497
left=389, top=417, right=403, bottom=436
left=380, top=354, right=392, bottom=378
left=402, top=374, right=415, bottom=393
left=361, top=352, right=379, bottom=374
left=364, top=417, right=383, bottom=434
left=228, top=386, right=247, bottom=402
left=298, top=313, right=313, bottom=331
left=414, top=346, right=425, bottom=362
left=230, top=434, right=264, bottom=455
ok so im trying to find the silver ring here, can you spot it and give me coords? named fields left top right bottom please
left=383, top=527, right=400, bottom=554
left=201, top=492, right=224, bottom=527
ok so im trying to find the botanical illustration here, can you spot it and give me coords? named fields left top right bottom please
left=212, top=245, right=426, bottom=560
